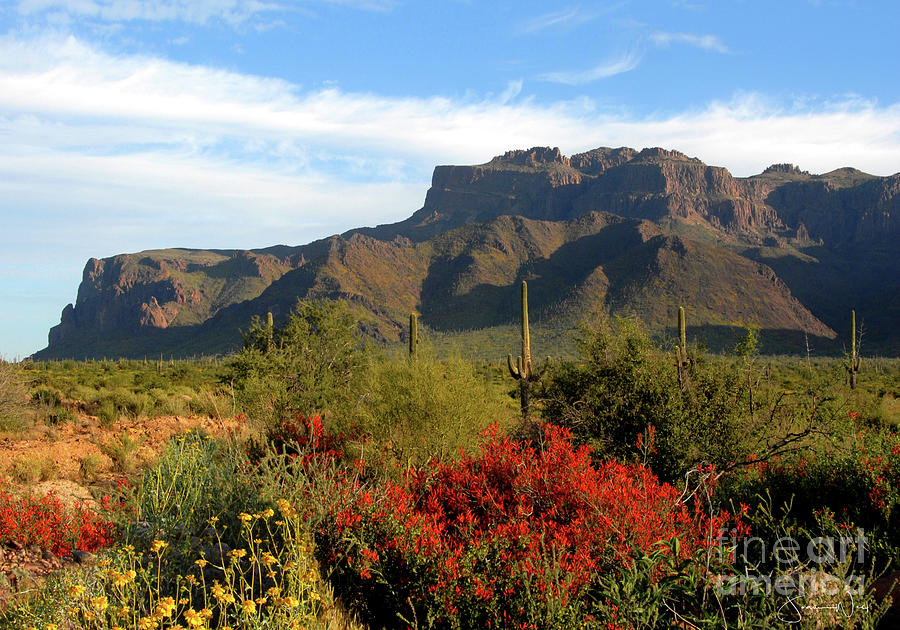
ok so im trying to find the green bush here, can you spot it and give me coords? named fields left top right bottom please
left=31, top=384, right=63, bottom=408
left=138, top=430, right=260, bottom=538
left=46, top=405, right=77, bottom=426
left=0, top=360, right=28, bottom=431
left=96, top=397, right=120, bottom=427
left=225, top=299, right=371, bottom=426
left=541, top=317, right=835, bottom=482
left=352, top=352, right=515, bottom=466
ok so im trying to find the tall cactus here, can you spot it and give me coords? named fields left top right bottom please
left=507, top=281, right=547, bottom=418
left=849, top=309, right=860, bottom=389
left=673, top=306, right=691, bottom=391
left=266, top=311, right=274, bottom=353
left=408, top=312, right=418, bottom=358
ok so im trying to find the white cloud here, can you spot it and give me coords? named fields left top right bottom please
left=518, top=6, right=591, bottom=34
left=538, top=50, right=642, bottom=85
left=650, top=31, right=730, bottom=54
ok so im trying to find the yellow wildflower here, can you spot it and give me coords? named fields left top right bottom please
left=89, top=595, right=109, bottom=611
left=229, top=548, right=247, bottom=559
left=195, top=558, right=208, bottom=568
left=241, top=599, right=256, bottom=614
left=280, top=596, right=300, bottom=608
left=69, top=584, right=86, bottom=598
left=154, top=596, right=176, bottom=618
left=150, top=540, right=168, bottom=553
left=138, top=619, right=157, bottom=630
left=237, top=512, right=252, bottom=523
left=44, top=625, right=58, bottom=630
left=183, top=609, right=203, bottom=628
left=261, top=552, right=277, bottom=566
left=261, top=508, right=275, bottom=518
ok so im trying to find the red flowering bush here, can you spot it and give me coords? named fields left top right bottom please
left=0, top=486, right=117, bottom=556
left=316, top=424, right=735, bottom=629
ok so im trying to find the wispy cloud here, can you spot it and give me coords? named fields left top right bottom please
left=517, top=6, right=595, bottom=34
left=649, top=31, right=730, bottom=53
left=538, top=49, right=641, bottom=85
left=17, top=0, right=284, bottom=25
left=15, top=0, right=393, bottom=26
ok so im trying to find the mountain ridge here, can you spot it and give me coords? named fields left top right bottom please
left=36, top=146, right=900, bottom=359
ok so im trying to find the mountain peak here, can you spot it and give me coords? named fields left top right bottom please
left=763, top=163, right=809, bottom=176
left=489, top=146, right=568, bottom=168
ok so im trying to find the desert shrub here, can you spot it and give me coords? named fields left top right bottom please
left=542, top=317, right=834, bottom=483
left=96, top=397, right=120, bottom=427
left=0, top=361, right=28, bottom=432
left=9, top=454, right=57, bottom=483
left=225, top=299, right=371, bottom=426
left=78, top=453, right=104, bottom=482
left=46, top=405, right=77, bottom=425
left=187, top=386, right=232, bottom=419
left=99, top=432, right=145, bottom=475
left=352, top=352, right=515, bottom=466
left=138, top=430, right=260, bottom=539
left=30, top=384, right=63, bottom=408
left=315, top=424, right=735, bottom=629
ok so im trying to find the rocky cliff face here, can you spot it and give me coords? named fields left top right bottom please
left=47, top=249, right=294, bottom=348
left=37, top=146, right=900, bottom=359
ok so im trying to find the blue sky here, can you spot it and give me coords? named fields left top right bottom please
left=1, top=0, right=899, bottom=358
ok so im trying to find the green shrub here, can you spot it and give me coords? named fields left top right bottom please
left=78, top=453, right=104, bottom=482
left=96, top=397, right=120, bottom=427
left=353, top=352, right=514, bottom=466
left=30, top=384, right=63, bottom=408
left=0, top=360, right=28, bottom=431
left=225, top=299, right=371, bottom=427
left=541, top=317, right=834, bottom=482
left=99, top=432, right=144, bottom=475
left=46, top=405, right=77, bottom=426
left=138, top=430, right=258, bottom=537
left=9, top=455, right=57, bottom=483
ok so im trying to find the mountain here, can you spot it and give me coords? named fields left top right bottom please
left=35, top=146, right=900, bottom=359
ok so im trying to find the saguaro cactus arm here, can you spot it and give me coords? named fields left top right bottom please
left=507, top=354, right=520, bottom=378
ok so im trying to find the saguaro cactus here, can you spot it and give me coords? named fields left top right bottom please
left=507, top=281, right=547, bottom=418
left=266, top=311, right=274, bottom=353
left=673, top=306, right=691, bottom=391
left=409, top=312, right=419, bottom=358
left=849, top=309, right=860, bottom=389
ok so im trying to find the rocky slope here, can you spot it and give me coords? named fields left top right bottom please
left=36, top=147, right=900, bottom=359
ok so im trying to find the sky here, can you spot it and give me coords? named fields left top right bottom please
left=1, top=0, right=899, bottom=359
